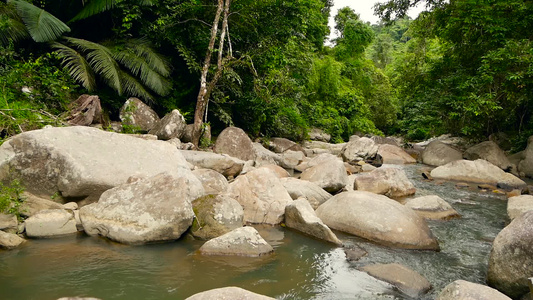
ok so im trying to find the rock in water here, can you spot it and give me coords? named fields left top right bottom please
left=404, top=195, right=460, bottom=220
left=463, top=141, right=513, bottom=172
left=185, top=287, right=275, bottom=300
left=80, top=173, right=204, bottom=245
left=487, top=210, right=533, bottom=298
left=198, top=226, right=273, bottom=257
left=0, top=230, right=25, bottom=249
left=507, top=195, right=533, bottom=220
left=284, top=198, right=342, bottom=245
left=421, top=141, right=462, bottom=166
left=354, top=167, right=416, bottom=198
left=360, top=263, right=431, bottom=298
left=436, top=280, right=511, bottom=300
left=0, top=126, right=191, bottom=203
left=214, top=127, right=255, bottom=161
left=315, top=191, right=439, bottom=250
left=190, top=194, right=244, bottom=240
left=344, top=244, right=367, bottom=261
left=377, top=144, right=416, bottom=165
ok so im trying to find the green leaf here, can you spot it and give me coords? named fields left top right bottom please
left=8, top=0, right=70, bottom=42
left=70, top=0, right=116, bottom=22
left=0, top=3, right=29, bottom=45
left=51, top=42, right=97, bottom=91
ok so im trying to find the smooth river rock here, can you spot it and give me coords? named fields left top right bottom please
left=198, top=226, right=273, bottom=257
left=25, top=209, right=77, bottom=238
left=360, top=263, right=431, bottom=298
left=377, top=144, right=416, bottom=164
left=507, top=195, right=533, bottom=221
left=421, top=141, right=462, bottom=166
left=354, top=167, right=416, bottom=198
left=119, top=97, right=160, bottom=132
left=280, top=177, right=332, bottom=209
left=214, top=127, right=255, bottom=161
left=185, top=287, right=275, bottom=300
left=315, top=191, right=439, bottom=250
left=80, top=173, right=204, bottom=245
left=0, top=230, right=25, bottom=249
left=181, top=150, right=244, bottom=178
left=341, top=136, right=379, bottom=163
left=300, top=155, right=348, bottom=193
left=487, top=210, right=533, bottom=298
left=148, top=109, right=187, bottom=140
left=430, top=159, right=526, bottom=189
left=436, top=280, right=511, bottom=300
left=192, top=169, right=229, bottom=195
left=404, top=195, right=460, bottom=220
left=190, top=194, right=244, bottom=240
left=285, top=198, right=342, bottom=245
left=463, top=141, right=513, bottom=171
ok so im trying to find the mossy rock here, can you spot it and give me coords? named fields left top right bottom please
left=191, top=194, right=244, bottom=240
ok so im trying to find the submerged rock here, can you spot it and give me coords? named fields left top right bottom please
left=354, top=167, right=416, bottom=198
left=198, top=226, right=273, bottom=257
left=185, top=287, right=275, bottom=300
left=436, top=280, right=511, bottom=300
left=360, top=263, right=431, bottom=298
left=404, top=195, right=460, bottom=220
left=344, top=244, right=368, bottom=262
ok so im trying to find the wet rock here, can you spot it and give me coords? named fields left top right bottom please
left=377, top=144, right=416, bottom=165
left=224, top=167, right=293, bottom=224
left=422, top=171, right=433, bottom=180
left=404, top=195, right=460, bottom=220
left=25, top=209, right=77, bottom=238
left=436, top=280, right=511, bottom=300
left=316, top=191, right=439, bottom=250
left=281, top=177, right=332, bottom=209
left=0, top=213, right=17, bottom=233
left=354, top=167, right=416, bottom=198
left=185, top=287, right=275, bottom=300
left=300, top=155, right=348, bottom=193
left=507, top=195, right=533, bottom=220
left=464, top=141, right=513, bottom=172
left=214, top=127, right=255, bottom=161
left=148, top=109, right=187, bottom=140
left=181, top=150, right=244, bottom=178
left=421, top=141, right=462, bottom=166
left=285, top=198, right=342, bottom=245
left=267, top=137, right=304, bottom=153
left=344, top=244, right=367, bottom=262
left=80, top=173, right=203, bottom=245
left=191, top=194, right=244, bottom=240
left=192, top=169, right=229, bottom=195
left=198, top=226, right=273, bottom=257
left=119, top=97, right=160, bottom=132
left=341, top=137, right=379, bottom=163
left=431, top=159, right=526, bottom=188
left=487, top=211, right=533, bottom=298
left=0, top=230, right=25, bottom=249
left=360, top=263, right=431, bottom=298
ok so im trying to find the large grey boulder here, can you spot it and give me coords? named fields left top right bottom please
left=302, top=141, right=346, bottom=156
left=119, top=97, right=160, bottom=132
left=181, top=150, right=244, bottom=178
left=252, top=143, right=281, bottom=166
left=25, top=209, right=77, bottom=238
left=518, top=136, right=533, bottom=177
left=190, top=194, right=244, bottom=240
left=315, top=191, right=439, bottom=250
left=0, top=126, right=191, bottom=203
left=404, top=195, right=460, bottom=220
left=341, top=137, right=379, bottom=163
left=487, top=210, right=533, bottom=298
left=300, top=155, right=348, bottom=193
left=436, top=280, right=511, bottom=300
left=192, top=169, right=228, bottom=195
left=280, top=150, right=305, bottom=169
left=377, top=144, right=416, bottom=165
left=185, top=287, right=275, bottom=300
left=360, top=263, right=431, bottom=298
left=198, top=226, right=273, bottom=257
left=267, top=137, right=304, bottom=153
left=464, top=141, right=513, bottom=172
left=354, top=167, right=416, bottom=198
left=0, top=230, right=25, bottom=249
left=507, top=195, right=533, bottom=220
left=214, top=127, right=255, bottom=161
left=224, top=167, right=293, bottom=224
left=280, top=177, right=332, bottom=209
left=285, top=198, right=342, bottom=245
left=421, top=141, right=462, bottom=166
left=430, top=159, right=526, bottom=189
left=148, top=109, right=187, bottom=140
left=80, top=173, right=204, bottom=245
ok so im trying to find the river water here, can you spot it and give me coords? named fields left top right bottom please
left=0, top=164, right=509, bottom=299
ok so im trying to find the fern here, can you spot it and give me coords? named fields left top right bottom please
left=51, top=42, right=96, bottom=91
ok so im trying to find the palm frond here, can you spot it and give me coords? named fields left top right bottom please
left=65, top=37, right=122, bottom=94
left=8, top=0, right=70, bottom=42
left=51, top=42, right=96, bottom=91
left=70, top=0, right=116, bottom=22
left=137, top=0, right=155, bottom=6
left=119, top=70, right=154, bottom=102
left=127, top=39, right=171, bottom=76
left=0, top=3, right=29, bottom=45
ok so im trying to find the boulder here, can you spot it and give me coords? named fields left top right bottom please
left=261, top=165, right=290, bottom=178
left=198, top=226, right=273, bottom=257
left=300, top=155, right=348, bottom=193
left=252, top=143, right=281, bottom=166
left=0, top=126, right=191, bottom=203
left=421, top=141, right=462, bottom=166
left=181, top=150, right=244, bottom=178
left=404, top=195, right=460, bottom=220
left=267, top=137, right=304, bottom=153
left=463, top=141, right=513, bottom=171
left=0, top=213, right=17, bottom=232
left=315, top=191, right=439, bottom=250
left=371, top=136, right=401, bottom=146
left=280, top=177, right=332, bottom=209
left=191, top=194, right=244, bottom=240
left=309, top=128, right=331, bottom=142
left=487, top=211, right=533, bottom=298
left=214, top=127, right=255, bottom=161
left=507, top=195, right=533, bottom=220
left=119, top=97, right=160, bottom=132
left=518, top=136, right=533, bottom=178
left=377, top=144, right=416, bottom=164
left=430, top=159, right=526, bottom=189
left=148, top=109, right=187, bottom=140
left=302, top=141, right=346, bottom=156
left=224, top=167, right=293, bottom=224
left=19, top=192, right=64, bottom=217
left=354, top=167, right=416, bottom=198
left=192, top=169, right=229, bottom=195
left=80, top=173, right=204, bottom=245
left=185, top=287, right=275, bottom=300
left=341, top=137, right=379, bottom=163
left=436, top=280, right=511, bottom=300
left=25, top=209, right=77, bottom=238
left=360, top=263, right=431, bottom=298
left=0, top=230, right=25, bottom=249
left=285, top=198, right=342, bottom=245
left=280, top=150, right=305, bottom=169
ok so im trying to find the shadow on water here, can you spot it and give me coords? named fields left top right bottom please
left=0, top=164, right=510, bottom=299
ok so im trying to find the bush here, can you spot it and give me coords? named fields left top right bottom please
left=0, top=178, right=25, bottom=221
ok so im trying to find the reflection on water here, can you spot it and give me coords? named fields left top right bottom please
left=0, top=164, right=509, bottom=299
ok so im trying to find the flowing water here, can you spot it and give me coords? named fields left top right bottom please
left=0, top=164, right=510, bottom=299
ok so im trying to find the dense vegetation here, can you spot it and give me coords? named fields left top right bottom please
left=1, top=0, right=532, bottom=146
